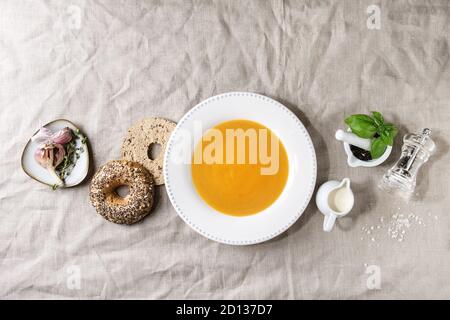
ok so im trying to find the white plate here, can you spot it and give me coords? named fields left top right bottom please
left=164, top=92, right=317, bottom=245
left=21, top=119, right=90, bottom=188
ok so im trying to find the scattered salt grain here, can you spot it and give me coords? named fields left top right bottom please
left=360, top=207, right=437, bottom=244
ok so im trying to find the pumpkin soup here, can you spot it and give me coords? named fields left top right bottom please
left=191, top=119, right=289, bottom=216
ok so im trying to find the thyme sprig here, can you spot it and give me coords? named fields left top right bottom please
left=54, top=128, right=87, bottom=183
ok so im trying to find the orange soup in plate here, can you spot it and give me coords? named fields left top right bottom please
left=191, top=119, right=289, bottom=216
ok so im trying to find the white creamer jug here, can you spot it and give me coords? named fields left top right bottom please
left=315, top=178, right=354, bottom=232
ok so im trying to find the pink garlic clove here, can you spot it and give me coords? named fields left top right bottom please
left=34, top=143, right=66, bottom=186
left=34, top=147, right=50, bottom=167
left=51, top=127, right=72, bottom=145
left=52, top=143, right=66, bottom=167
left=31, top=127, right=54, bottom=144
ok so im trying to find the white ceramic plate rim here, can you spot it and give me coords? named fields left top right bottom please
left=164, top=92, right=317, bottom=245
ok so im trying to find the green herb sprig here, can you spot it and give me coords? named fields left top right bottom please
left=345, top=111, right=398, bottom=159
left=55, top=129, right=86, bottom=182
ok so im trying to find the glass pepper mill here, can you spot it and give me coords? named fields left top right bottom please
left=379, top=128, right=435, bottom=198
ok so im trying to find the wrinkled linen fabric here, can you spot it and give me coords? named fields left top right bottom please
left=1, top=0, right=449, bottom=299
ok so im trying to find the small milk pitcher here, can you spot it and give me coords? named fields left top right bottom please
left=315, top=178, right=354, bottom=232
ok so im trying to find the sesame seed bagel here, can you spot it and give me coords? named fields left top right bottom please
left=89, top=160, right=154, bottom=224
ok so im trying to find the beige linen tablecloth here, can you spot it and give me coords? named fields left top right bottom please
left=1, top=0, right=449, bottom=299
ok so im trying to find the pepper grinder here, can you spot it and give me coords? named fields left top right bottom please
left=379, top=128, right=435, bottom=198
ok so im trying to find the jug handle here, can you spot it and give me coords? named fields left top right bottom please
left=341, top=177, right=351, bottom=189
left=323, top=213, right=337, bottom=232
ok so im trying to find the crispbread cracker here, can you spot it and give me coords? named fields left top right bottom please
left=121, top=117, right=176, bottom=185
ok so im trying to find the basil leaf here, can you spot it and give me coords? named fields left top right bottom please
left=371, top=137, right=387, bottom=159
left=380, top=129, right=394, bottom=146
left=379, top=123, right=398, bottom=146
left=371, top=111, right=384, bottom=127
left=344, top=114, right=377, bottom=139
left=384, top=123, right=398, bottom=138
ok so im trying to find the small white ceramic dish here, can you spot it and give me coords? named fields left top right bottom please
left=21, top=119, right=90, bottom=188
left=342, top=129, right=392, bottom=167
left=164, top=92, right=317, bottom=245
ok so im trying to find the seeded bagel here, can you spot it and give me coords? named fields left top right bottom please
left=89, top=160, right=154, bottom=224
left=121, top=117, right=176, bottom=185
